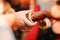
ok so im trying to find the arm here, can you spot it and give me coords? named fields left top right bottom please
left=0, top=10, right=36, bottom=40
left=4, top=10, right=37, bottom=31
left=32, top=9, right=60, bottom=21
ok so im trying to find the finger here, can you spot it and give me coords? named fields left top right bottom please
left=23, top=17, right=37, bottom=27
left=24, top=9, right=33, bottom=14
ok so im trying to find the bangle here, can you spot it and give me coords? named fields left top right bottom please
left=28, top=12, right=34, bottom=23
left=40, top=18, right=52, bottom=30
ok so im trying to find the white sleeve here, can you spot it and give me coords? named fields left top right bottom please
left=0, top=15, right=16, bottom=40
left=0, top=26, right=16, bottom=40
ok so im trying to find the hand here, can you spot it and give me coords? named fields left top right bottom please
left=52, top=21, right=60, bottom=34
left=32, top=10, right=51, bottom=20
left=15, top=10, right=37, bottom=27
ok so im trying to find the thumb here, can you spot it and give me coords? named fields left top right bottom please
left=23, top=17, right=37, bottom=27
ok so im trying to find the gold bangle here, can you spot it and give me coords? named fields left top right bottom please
left=28, top=11, right=34, bottom=23
left=40, top=18, right=51, bottom=30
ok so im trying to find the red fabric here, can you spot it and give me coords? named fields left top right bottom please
left=25, top=0, right=60, bottom=40
left=25, top=24, right=39, bottom=40
left=25, top=1, right=40, bottom=40
left=55, top=36, right=60, bottom=40
left=33, top=3, right=40, bottom=12
left=33, top=0, right=40, bottom=12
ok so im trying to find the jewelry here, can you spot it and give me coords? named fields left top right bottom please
left=40, top=18, right=52, bottom=30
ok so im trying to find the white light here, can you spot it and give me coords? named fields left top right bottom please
left=36, top=0, right=55, bottom=10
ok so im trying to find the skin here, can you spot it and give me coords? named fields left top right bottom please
left=33, top=4, right=60, bottom=34
left=30, top=2, right=60, bottom=34
left=3, top=10, right=37, bottom=28
left=51, top=5, right=60, bottom=34
left=0, top=10, right=37, bottom=40
left=52, top=21, right=60, bottom=34
left=0, top=0, right=36, bottom=40
left=0, top=0, right=60, bottom=40
left=11, top=0, right=60, bottom=34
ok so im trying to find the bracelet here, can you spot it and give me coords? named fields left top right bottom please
left=28, top=11, right=34, bottom=23
left=40, top=18, right=52, bottom=30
